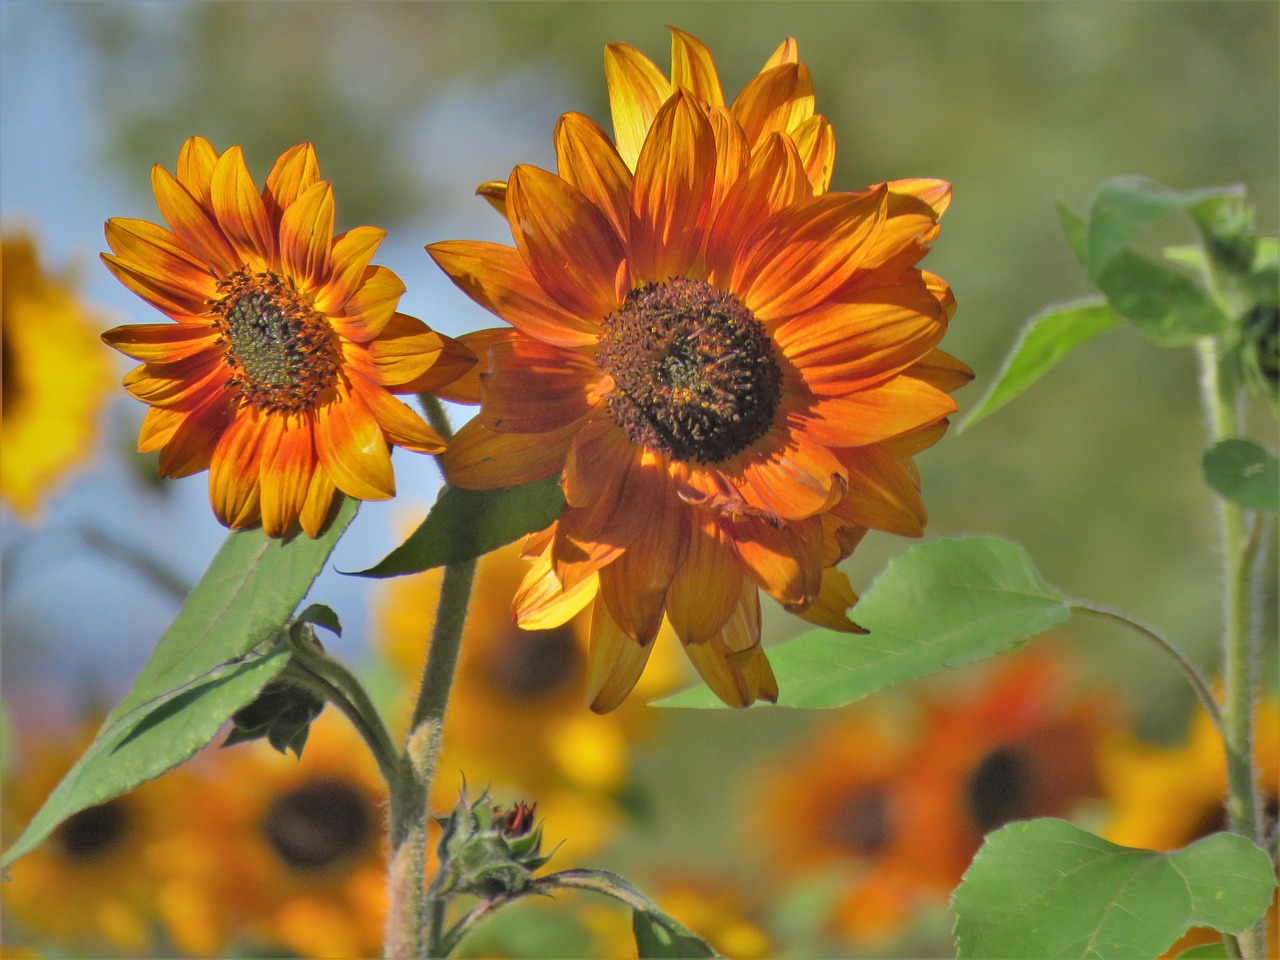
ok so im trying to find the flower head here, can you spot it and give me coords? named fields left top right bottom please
left=101, top=137, right=474, bottom=537
left=432, top=31, right=969, bottom=710
left=1, top=233, right=112, bottom=517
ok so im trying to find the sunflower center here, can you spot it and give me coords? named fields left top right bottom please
left=54, top=799, right=130, bottom=861
left=825, top=786, right=892, bottom=857
left=597, top=279, right=782, bottom=464
left=210, top=270, right=340, bottom=413
left=485, top=624, right=582, bottom=702
left=263, top=776, right=373, bottom=870
left=966, top=746, right=1032, bottom=833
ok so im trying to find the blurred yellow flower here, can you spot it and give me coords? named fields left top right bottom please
left=1, top=232, right=112, bottom=517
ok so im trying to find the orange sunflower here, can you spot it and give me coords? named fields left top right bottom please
left=101, top=137, right=474, bottom=537
left=431, top=31, right=968, bottom=710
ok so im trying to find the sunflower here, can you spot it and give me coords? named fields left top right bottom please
left=1, top=232, right=112, bottom=517
left=431, top=30, right=968, bottom=711
left=101, top=137, right=474, bottom=537
left=1, top=718, right=200, bottom=954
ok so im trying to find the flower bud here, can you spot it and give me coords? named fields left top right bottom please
left=432, top=788, right=553, bottom=898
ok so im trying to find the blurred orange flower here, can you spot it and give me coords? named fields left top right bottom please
left=1, top=232, right=112, bottom=517
left=101, top=137, right=473, bottom=537
left=432, top=29, right=968, bottom=711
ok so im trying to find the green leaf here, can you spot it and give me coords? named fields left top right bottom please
left=296, top=602, right=342, bottom=636
left=1174, top=944, right=1231, bottom=959
left=1056, top=202, right=1087, bottom=266
left=1085, top=177, right=1243, bottom=281
left=952, top=819, right=1277, bottom=959
left=633, top=910, right=717, bottom=959
left=657, top=537, right=1070, bottom=709
left=1095, top=249, right=1227, bottom=345
left=1203, top=438, right=1279, bottom=513
left=350, top=475, right=565, bottom=578
left=2, top=498, right=357, bottom=867
left=962, top=299, right=1121, bottom=430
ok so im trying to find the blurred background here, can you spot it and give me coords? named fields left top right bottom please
left=1, top=3, right=1276, bottom=957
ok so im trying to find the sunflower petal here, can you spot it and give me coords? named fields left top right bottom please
left=157, top=391, right=238, bottom=479
left=209, top=145, right=276, bottom=268
left=299, top=469, right=340, bottom=538
left=666, top=514, right=742, bottom=643
left=800, top=376, right=957, bottom=447
left=604, top=41, right=672, bottom=170
left=555, top=112, right=633, bottom=242
left=476, top=180, right=508, bottom=218
left=100, top=253, right=210, bottom=321
left=480, top=339, right=598, bottom=434
left=763, top=36, right=800, bottom=69
left=902, top=347, right=974, bottom=394
left=102, top=322, right=220, bottom=364
left=104, top=218, right=217, bottom=305
left=137, top=405, right=186, bottom=453
left=258, top=413, right=315, bottom=538
left=669, top=26, right=724, bottom=106
left=727, top=513, right=824, bottom=608
left=831, top=445, right=927, bottom=537
left=279, top=180, right=334, bottom=293
left=122, top=355, right=226, bottom=411
left=585, top=596, right=656, bottom=714
left=150, top=164, right=241, bottom=275
left=331, top=265, right=404, bottom=342
left=514, top=538, right=600, bottom=629
left=432, top=327, right=519, bottom=404
left=443, top=416, right=582, bottom=489
left=598, top=488, right=688, bottom=643
left=791, top=567, right=864, bottom=633
left=316, top=226, right=386, bottom=314
left=208, top=408, right=266, bottom=529
left=362, top=315, right=476, bottom=394
left=736, top=427, right=847, bottom=520
left=681, top=582, right=777, bottom=707
left=427, top=240, right=601, bottom=348
left=175, top=136, right=219, bottom=206
left=731, top=62, right=815, bottom=148
left=313, top=384, right=395, bottom=501
left=349, top=370, right=446, bottom=454
left=263, top=143, right=322, bottom=219
left=791, top=114, right=836, bottom=194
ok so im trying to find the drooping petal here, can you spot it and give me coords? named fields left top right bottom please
left=555, top=112, right=634, bottom=242
left=208, top=406, right=267, bottom=529
left=604, top=41, right=672, bottom=170
left=629, top=90, right=718, bottom=284
left=348, top=370, right=446, bottom=454
left=443, top=415, right=583, bottom=489
left=791, top=567, right=864, bottom=633
left=727, top=513, right=824, bottom=608
left=102, top=322, right=220, bottom=364
left=506, top=164, right=625, bottom=322
left=666, top=513, right=743, bottom=643
left=279, top=180, right=334, bottom=294
left=901, top=347, right=975, bottom=394
left=156, top=390, right=238, bottom=479
left=175, top=136, right=219, bottom=206
left=209, top=145, right=276, bottom=268
left=681, top=581, right=777, bottom=708
left=514, top=538, right=600, bottom=629
left=431, top=327, right=520, bottom=403
left=830, top=444, right=928, bottom=537
left=585, top=596, right=657, bottom=714
left=735, top=425, right=848, bottom=520
left=879, top=419, right=950, bottom=460
left=598, top=487, right=688, bottom=644
left=734, top=185, right=889, bottom=324
left=475, top=180, right=508, bottom=218
left=330, top=265, right=404, bottom=342
left=730, top=62, right=815, bottom=148
left=313, top=384, right=395, bottom=501
left=427, top=240, right=602, bottom=348
left=799, top=376, right=957, bottom=447
left=263, top=142, right=321, bottom=220
left=669, top=26, right=724, bottom=106
left=258, top=412, right=316, bottom=538
left=360, top=315, right=477, bottom=394
left=137, top=405, right=186, bottom=453
left=150, top=164, right=241, bottom=276
left=479, top=339, right=598, bottom=434
left=562, top=416, right=631, bottom=509
left=299, top=467, right=340, bottom=538
left=316, top=226, right=386, bottom=313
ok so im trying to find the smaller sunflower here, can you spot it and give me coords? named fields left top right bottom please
left=1, top=232, right=112, bottom=517
left=101, top=137, right=473, bottom=537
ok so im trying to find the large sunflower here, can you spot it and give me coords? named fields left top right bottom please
left=101, top=137, right=474, bottom=537
left=431, top=31, right=969, bottom=710
left=1, top=232, right=112, bottom=517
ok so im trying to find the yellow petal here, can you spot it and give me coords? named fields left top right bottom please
left=264, top=142, right=322, bottom=218
left=604, top=41, right=672, bottom=170
left=555, top=112, right=633, bottom=241
left=209, top=145, right=276, bottom=268
left=313, top=385, right=395, bottom=501
left=279, top=180, right=334, bottom=294
left=585, top=596, right=656, bottom=713
left=668, top=26, right=724, bottom=106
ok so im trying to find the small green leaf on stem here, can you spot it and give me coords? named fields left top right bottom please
left=1204, top=438, right=1279, bottom=514
left=962, top=299, right=1120, bottom=430
left=952, top=818, right=1277, bottom=959
left=1094, top=249, right=1227, bottom=345
left=633, top=910, right=718, bottom=959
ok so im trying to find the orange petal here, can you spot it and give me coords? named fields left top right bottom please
left=666, top=513, right=743, bottom=643
left=157, top=391, right=238, bottom=479
left=150, top=164, right=240, bottom=276
left=774, top=281, right=949, bottom=395
left=597, top=488, right=688, bottom=644
left=104, top=218, right=217, bottom=306
left=799, top=376, right=957, bottom=447
left=791, top=114, right=836, bottom=194
left=258, top=413, right=316, bottom=538
left=475, top=180, right=508, bottom=218
left=122, top=355, right=226, bottom=410
left=443, top=415, right=581, bottom=489
left=705, top=132, right=810, bottom=284
left=731, top=62, right=815, bottom=148
left=680, top=581, right=777, bottom=707
left=736, top=427, right=848, bottom=520
left=514, top=540, right=600, bottom=630
left=263, top=143, right=321, bottom=220
left=888, top=178, right=952, bottom=218
left=668, top=26, right=724, bottom=106
left=431, top=327, right=520, bottom=404
left=313, top=384, right=395, bottom=501
left=299, top=469, right=340, bottom=538
left=279, top=180, right=334, bottom=294
left=209, top=145, right=276, bottom=268
left=706, top=105, right=751, bottom=216
left=362, top=315, right=477, bottom=395
left=103, top=322, right=220, bottom=364
left=101, top=252, right=212, bottom=321
left=727, top=513, right=824, bottom=608
left=137, top=405, right=185, bottom=453
left=331, top=265, right=404, bottom=342
left=735, top=185, right=889, bottom=324
left=208, top=407, right=266, bottom=529
left=585, top=596, right=656, bottom=713
left=427, top=240, right=601, bottom=348
left=349, top=370, right=445, bottom=454
left=315, top=226, right=386, bottom=314
left=830, top=445, right=927, bottom=537
left=629, top=90, right=717, bottom=284
left=792, top=566, right=864, bottom=633
left=175, top=136, right=219, bottom=206
left=762, top=37, right=800, bottom=69
left=479, top=339, right=598, bottom=434
left=879, top=419, right=950, bottom=460
left=902, top=347, right=974, bottom=394
left=562, top=416, right=630, bottom=509
left=555, top=112, right=634, bottom=242
left=507, top=164, right=624, bottom=322
left=604, top=41, right=672, bottom=170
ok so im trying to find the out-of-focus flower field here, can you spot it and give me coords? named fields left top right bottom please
left=2, top=4, right=1275, bottom=957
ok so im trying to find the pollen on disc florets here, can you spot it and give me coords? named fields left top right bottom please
left=210, top=270, right=341, bottom=413
left=597, top=278, right=782, bottom=464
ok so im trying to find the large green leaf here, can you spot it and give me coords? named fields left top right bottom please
left=953, top=819, right=1276, bottom=959
left=962, top=299, right=1121, bottom=430
left=1203, top=438, right=1279, bottom=513
left=1093, top=249, right=1227, bottom=345
left=2, top=498, right=357, bottom=866
left=1085, top=177, right=1243, bottom=282
left=657, top=537, right=1071, bottom=709
left=350, top=475, right=565, bottom=578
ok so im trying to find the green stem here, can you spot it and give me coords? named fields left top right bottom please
left=1071, top=604, right=1224, bottom=738
left=1197, top=337, right=1266, bottom=959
